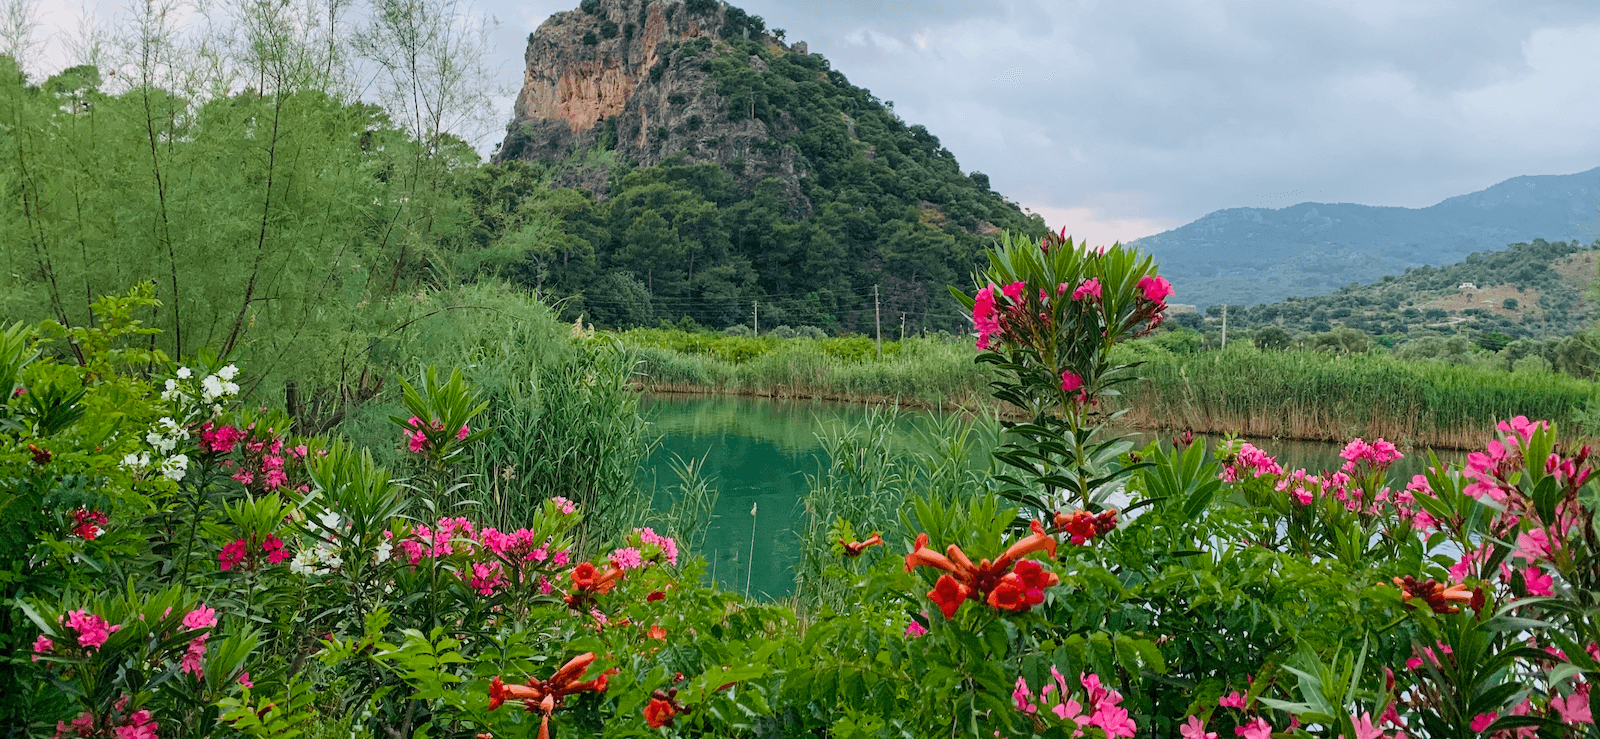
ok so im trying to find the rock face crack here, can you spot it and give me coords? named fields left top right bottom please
left=496, top=0, right=809, bottom=214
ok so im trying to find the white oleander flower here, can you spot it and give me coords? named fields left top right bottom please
left=374, top=541, right=393, bottom=564
left=176, top=367, right=191, bottom=379
left=218, top=365, right=238, bottom=381
left=318, top=510, right=342, bottom=531
left=201, top=375, right=224, bottom=401
left=160, top=454, right=188, bottom=481
left=165, top=379, right=178, bottom=391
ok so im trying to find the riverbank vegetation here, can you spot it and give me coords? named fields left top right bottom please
left=13, top=231, right=1600, bottom=738
left=621, top=325, right=1600, bottom=448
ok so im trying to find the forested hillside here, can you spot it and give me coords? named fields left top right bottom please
left=491, top=0, right=1047, bottom=333
left=1204, top=238, right=1597, bottom=343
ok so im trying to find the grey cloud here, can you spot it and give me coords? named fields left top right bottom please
left=466, top=0, right=1600, bottom=237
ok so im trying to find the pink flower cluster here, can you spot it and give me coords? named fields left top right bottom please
left=637, top=527, right=679, bottom=566
left=71, top=509, right=108, bottom=540
left=207, top=424, right=304, bottom=492
left=219, top=534, right=289, bottom=571
left=55, top=707, right=158, bottom=739
left=199, top=422, right=245, bottom=453
left=180, top=605, right=218, bottom=677
left=399, top=516, right=572, bottom=596
left=972, top=283, right=1006, bottom=350
left=1339, top=438, right=1403, bottom=474
left=403, top=416, right=470, bottom=454
left=61, top=610, right=119, bottom=650
left=1463, top=417, right=1548, bottom=502
left=1219, top=443, right=1283, bottom=483
left=1137, top=275, right=1174, bottom=304
left=1012, top=670, right=1136, bottom=737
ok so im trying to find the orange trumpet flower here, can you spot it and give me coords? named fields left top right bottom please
left=1393, top=576, right=1478, bottom=615
left=841, top=532, right=884, bottom=557
left=564, top=562, right=625, bottom=610
left=487, top=652, right=618, bottom=739
left=905, top=521, right=1059, bottom=616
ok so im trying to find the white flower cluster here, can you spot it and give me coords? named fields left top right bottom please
left=161, top=364, right=240, bottom=416
left=289, top=510, right=345, bottom=576
left=119, top=449, right=188, bottom=482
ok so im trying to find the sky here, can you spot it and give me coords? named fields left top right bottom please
left=29, top=0, right=1600, bottom=247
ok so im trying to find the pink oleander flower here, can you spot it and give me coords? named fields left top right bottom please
left=903, top=621, right=927, bottom=638
left=291, top=445, right=308, bottom=459
left=610, top=547, right=644, bottom=570
left=182, top=605, right=218, bottom=631
left=1089, top=704, right=1137, bottom=737
left=181, top=634, right=208, bottom=676
left=31, top=634, right=52, bottom=661
left=1516, top=527, right=1555, bottom=564
left=219, top=540, right=248, bottom=571
left=1001, top=281, right=1026, bottom=304
left=1551, top=688, right=1594, bottom=724
left=238, top=672, right=253, bottom=688
left=1351, top=712, right=1384, bottom=739
left=1449, top=546, right=1489, bottom=583
left=551, top=496, right=577, bottom=515
left=1234, top=718, right=1272, bottom=739
left=538, top=576, right=554, bottom=595
left=1469, top=712, right=1497, bottom=732
left=1218, top=691, right=1248, bottom=709
left=1072, top=278, right=1102, bottom=302
left=973, top=284, right=1001, bottom=350
left=1013, top=677, right=1038, bottom=714
left=457, top=424, right=470, bottom=440
left=636, top=527, right=681, bottom=566
left=552, top=549, right=571, bottom=566
left=1061, top=371, right=1084, bottom=393
left=1137, top=274, right=1174, bottom=303
left=114, top=710, right=158, bottom=739
left=63, top=610, right=115, bottom=650
left=1181, top=716, right=1218, bottom=739
left=1524, top=566, right=1555, bottom=597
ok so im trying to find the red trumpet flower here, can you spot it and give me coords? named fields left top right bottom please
left=905, top=521, right=1059, bottom=616
left=840, top=532, right=884, bottom=557
left=487, top=653, right=618, bottom=739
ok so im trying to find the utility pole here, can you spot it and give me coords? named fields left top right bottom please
left=874, top=285, right=882, bottom=360
left=1221, top=304, right=1228, bottom=349
left=754, top=301, right=759, bottom=334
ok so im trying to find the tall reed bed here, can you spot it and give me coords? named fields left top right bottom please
left=337, top=286, right=657, bottom=551
left=626, top=332, right=998, bottom=409
left=792, top=409, right=1001, bottom=614
left=1116, top=343, right=1599, bottom=448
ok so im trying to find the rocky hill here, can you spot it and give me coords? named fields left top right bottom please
left=1133, top=167, right=1600, bottom=309
left=498, top=0, right=809, bottom=208
left=490, top=0, right=1046, bottom=333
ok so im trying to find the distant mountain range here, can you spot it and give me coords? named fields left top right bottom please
left=1131, top=167, right=1600, bottom=309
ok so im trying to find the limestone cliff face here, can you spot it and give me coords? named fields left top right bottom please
left=496, top=0, right=808, bottom=211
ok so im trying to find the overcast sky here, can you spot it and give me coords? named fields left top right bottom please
left=32, top=0, right=1600, bottom=246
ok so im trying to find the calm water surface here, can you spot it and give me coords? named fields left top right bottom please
left=637, top=394, right=1458, bottom=599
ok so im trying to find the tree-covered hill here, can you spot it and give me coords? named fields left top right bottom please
left=1188, top=238, right=1598, bottom=350
left=1135, top=167, right=1600, bottom=309
left=490, top=0, right=1047, bottom=333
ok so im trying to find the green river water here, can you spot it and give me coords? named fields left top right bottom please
left=636, top=394, right=1452, bottom=599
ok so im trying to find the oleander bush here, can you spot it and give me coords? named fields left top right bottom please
left=6, top=232, right=1600, bottom=739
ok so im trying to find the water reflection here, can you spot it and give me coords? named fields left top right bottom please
left=638, top=394, right=1466, bottom=599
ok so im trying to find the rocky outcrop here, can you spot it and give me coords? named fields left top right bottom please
left=496, top=0, right=810, bottom=212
